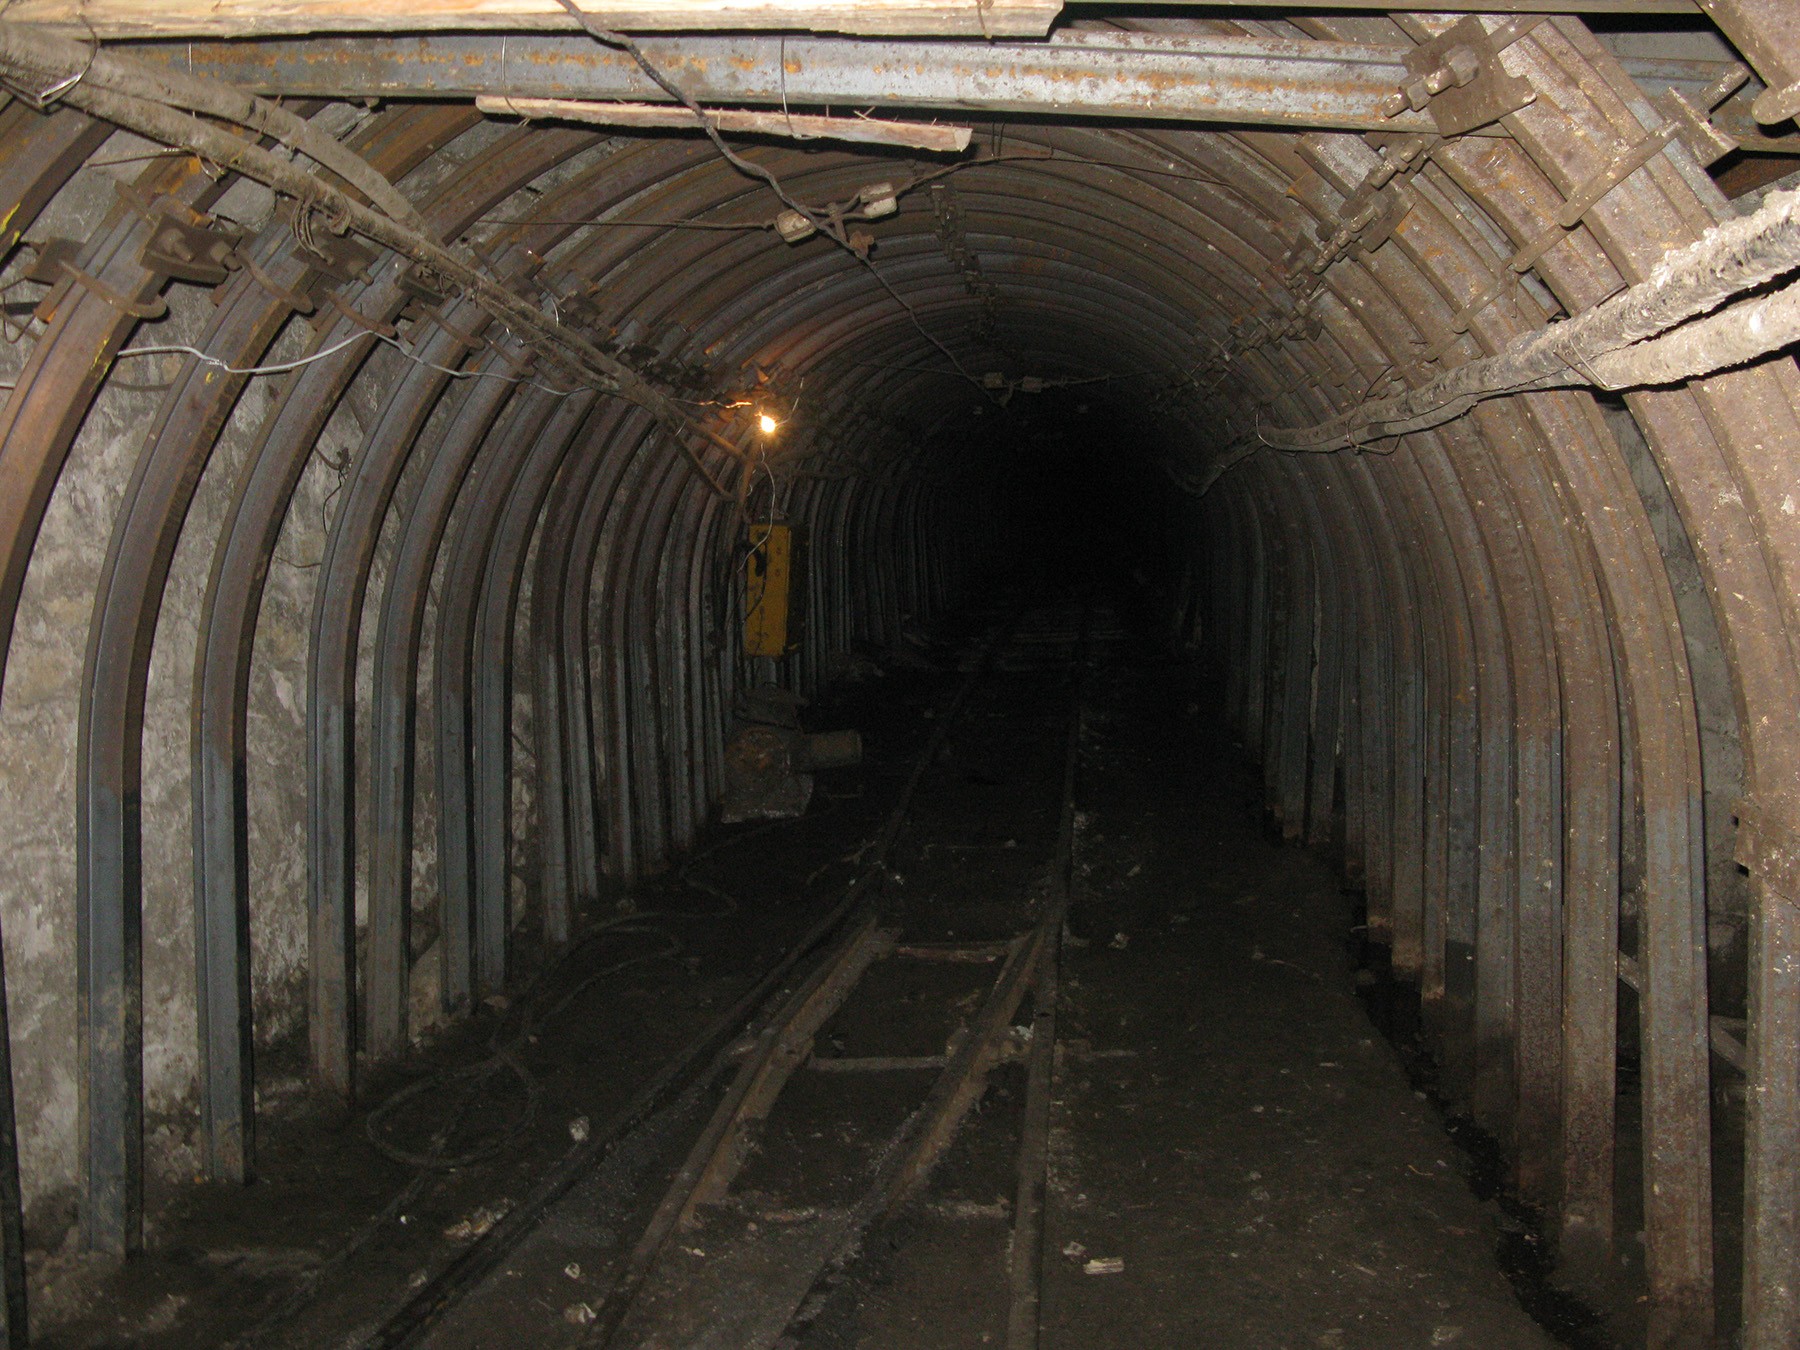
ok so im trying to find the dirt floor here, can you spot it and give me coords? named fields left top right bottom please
left=798, top=629, right=1568, bottom=1350
left=31, top=603, right=1604, bottom=1348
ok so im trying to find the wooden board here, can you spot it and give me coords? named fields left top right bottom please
left=2, top=0, right=1063, bottom=39
left=476, top=95, right=970, bottom=151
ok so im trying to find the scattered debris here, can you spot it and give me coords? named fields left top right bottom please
left=925, top=1198, right=1011, bottom=1220
left=564, top=1302, right=597, bottom=1326
left=569, top=1115, right=591, bottom=1143
left=1061, top=1240, right=1087, bottom=1260
left=1108, top=931, right=1130, bottom=950
left=1083, top=1256, right=1126, bottom=1276
left=565, top=1262, right=582, bottom=1280
left=443, top=1202, right=510, bottom=1243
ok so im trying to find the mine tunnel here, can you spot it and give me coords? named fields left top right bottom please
left=1, top=2, right=1799, bottom=1347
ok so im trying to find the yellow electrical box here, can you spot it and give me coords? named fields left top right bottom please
left=744, top=522, right=794, bottom=657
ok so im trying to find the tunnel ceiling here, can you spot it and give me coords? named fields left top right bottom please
left=1, top=3, right=1799, bottom=1347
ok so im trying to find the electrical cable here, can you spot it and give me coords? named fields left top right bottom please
left=547, top=0, right=986, bottom=397
left=363, top=914, right=683, bottom=1172
left=106, top=332, right=584, bottom=395
left=361, top=796, right=847, bottom=1175
left=551, top=0, right=833, bottom=241
left=474, top=215, right=770, bottom=229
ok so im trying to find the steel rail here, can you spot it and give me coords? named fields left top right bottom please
left=1245, top=79, right=1641, bottom=1274
left=1491, top=24, right=1746, bottom=1335
left=1003, top=603, right=1087, bottom=1350
left=526, top=413, right=596, bottom=940
left=307, top=294, right=494, bottom=1063
left=1253, top=183, right=1800, bottom=452
left=318, top=126, right=628, bottom=1030
left=0, top=138, right=95, bottom=1251
left=0, top=23, right=425, bottom=228
left=1281, top=118, right=1620, bottom=1224
left=72, top=102, right=465, bottom=1192
left=431, top=388, right=577, bottom=1008
left=1466, top=217, right=1630, bottom=1338
left=1375, top=159, right=1554, bottom=1142
left=0, top=14, right=1792, bottom=1345
left=469, top=394, right=610, bottom=982
left=1, top=150, right=221, bottom=1259
left=538, top=402, right=647, bottom=896
left=0, top=93, right=113, bottom=1346
left=125, top=30, right=1747, bottom=140
left=584, top=610, right=1086, bottom=1349
left=1260, top=18, right=1720, bottom=1332
left=366, top=346, right=527, bottom=1043
left=1291, top=130, right=1530, bottom=1117
left=193, top=121, right=572, bottom=1101
left=2, top=0, right=1063, bottom=39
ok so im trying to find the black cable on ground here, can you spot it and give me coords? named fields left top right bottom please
left=362, top=918, right=682, bottom=1171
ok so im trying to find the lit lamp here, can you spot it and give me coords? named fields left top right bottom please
left=757, top=411, right=780, bottom=436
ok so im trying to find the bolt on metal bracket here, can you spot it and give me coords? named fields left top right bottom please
left=1380, top=15, right=1538, bottom=137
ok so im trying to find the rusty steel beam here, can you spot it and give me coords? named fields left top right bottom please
left=121, top=32, right=1753, bottom=139
left=129, top=31, right=1446, bottom=133
left=366, top=348, right=525, bottom=1047
left=1698, top=0, right=1800, bottom=123
left=308, top=297, right=491, bottom=1063
left=1253, top=185, right=1800, bottom=452
left=6, top=153, right=218, bottom=1260
left=0, top=97, right=112, bottom=1340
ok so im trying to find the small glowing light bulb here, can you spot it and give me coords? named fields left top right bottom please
left=757, top=412, right=779, bottom=435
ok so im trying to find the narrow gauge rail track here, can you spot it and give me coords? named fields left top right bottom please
left=576, top=602, right=1093, bottom=1350
left=327, top=602, right=1094, bottom=1350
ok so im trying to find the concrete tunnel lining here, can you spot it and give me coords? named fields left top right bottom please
left=0, top=4, right=1797, bottom=1345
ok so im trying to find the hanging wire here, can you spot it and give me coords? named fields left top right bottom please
left=549, top=0, right=988, bottom=396
left=550, top=0, right=835, bottom=242
left=110, top=333, right=585, bottom=397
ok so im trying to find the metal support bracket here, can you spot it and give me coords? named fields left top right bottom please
left=1434, top=67, right=1745, bottom=351
left=1380, top=15, right=1538, bottom=136
left=1658, top=88, right=1740, bottom=169
left=26, top=240, right=169, bottom=322
left=321, top=290, right=398, bottom=339
left=280, top=202, right=377, bottom=286
left=239, top=253, right=315, bottom=314
left=1283, top=133, right=1432, bottom=288
left=397, top=262, right=450, bottom=307
left=120, top=190, right=244, bottom=287
left=420, top=305, right=488, bottom=354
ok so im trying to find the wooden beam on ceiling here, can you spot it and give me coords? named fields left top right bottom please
left=0, top=0, right=1063, bottom=39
